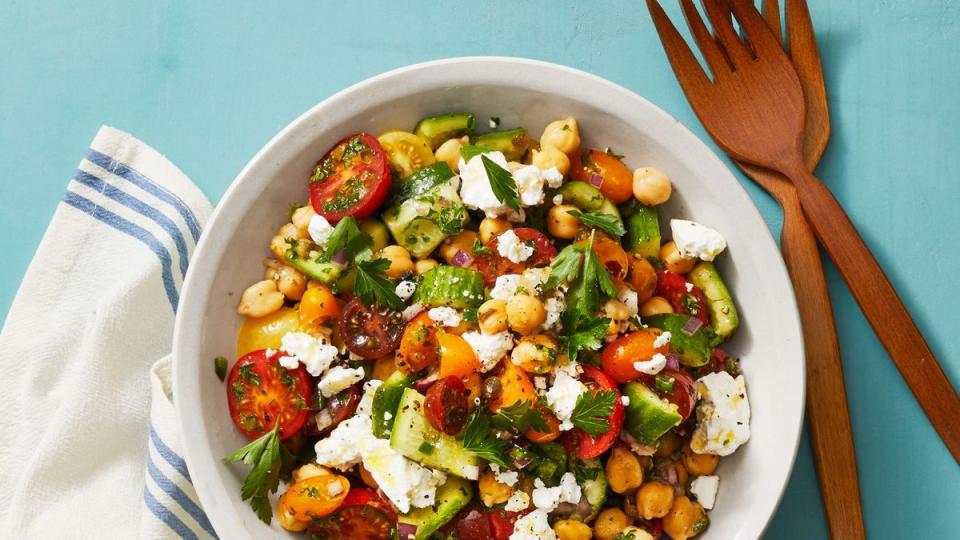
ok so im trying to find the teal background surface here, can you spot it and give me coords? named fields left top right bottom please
left=2, top=1, right=958, bottom=538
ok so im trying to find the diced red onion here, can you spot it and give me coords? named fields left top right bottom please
left=514, top=456, right=533, bottom=469
left=681, top=317, right=703, bottom=335
left=331, top=250, right=347, bottom=265
left=314, top=410, right=333, bottom=432
left=414, top=374, right=438, bottom=393
left=589, top=173, right=604, bottom=187
left=665, top=464, right=679, bottom=485
left=451, top=249, right=474, bottom=267
left=397, top=523, right=417, bottom=540
left=665, top=355, right=680, bottom=371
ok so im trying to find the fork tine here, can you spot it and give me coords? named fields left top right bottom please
left=701, top=0, right=754, bottom=66
left=763, top=0, right=783, bottom=44
left=727, top=0, right=786, bottom=57
left=680, top=0, right=734, bottom=79
left=646, top=0, right=713, bottom=92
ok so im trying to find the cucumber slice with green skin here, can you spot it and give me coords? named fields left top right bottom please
left=389, top=388, right=480, bottom=479
left=359, top=218, right=390, bottom=253
left=624, top=204, right=661, bottom=260
left=568, top=458, right=607, bottom=519
left=371, top=370, right=415, bottom=438
left=398, top=476, right=473, bottom=540
left=557, top=181, right=624, bottom=230
left=413, top=266, right=485, bottom=308
left=688, top=261, right=740, bottom=340
left=390, top=162, right=456, bottom=204
left=623, top=381, right=683, bottom=446
left=283, top=250, right=343, bottom=283
left=472, top=128, right=530, bottom=161
left=644, top=313, right=713, bottom=367
left=382, top=181, right=467, bottom=258
left=414, top=113, right=476, bottom=150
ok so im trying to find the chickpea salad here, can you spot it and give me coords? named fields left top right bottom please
left=222, top=113, right=750, bottom=540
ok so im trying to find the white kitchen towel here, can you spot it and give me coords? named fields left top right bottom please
left=0, top=126, right=216, bottom=539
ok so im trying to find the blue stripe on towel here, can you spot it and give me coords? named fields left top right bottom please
left=85, top=148, right=202, bottom=242
left=144, top=486, right=200, bottom=540
left=147, top=455, right=218, bottom=538
left=149, top=423, right=193, bottom=482
left=62, top=191, right=179, bottom=311
left=72, top=170, right=190, bottom=279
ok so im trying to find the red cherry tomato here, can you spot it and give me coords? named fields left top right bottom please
left=451, top=506, right=493, bottom=540
left=424, top=376, right=470, bottom=435
left=338, top=297, right=405, bottom=359
left=226, top=349, right=312, bottom=440
left=474, top=227, right=557, bottom=286
left=340, top=488, right=397, bottom=523
left=308, top=488, right=396, bottom=540
left=570, top=149, right=634, bottom=204
left=641, top=369, right=697, bottom=421
left=304, top=384, right=362, bottom=437
left=576, top=366, right=625, bottom=459
left=655, top=271, right=709, bottom=324
left=487, top=509, right=523, bottom=540
left=309, top=133, right=392, bottom=222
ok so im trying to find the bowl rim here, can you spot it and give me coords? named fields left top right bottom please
left=173, top=55, right=805, bottom=539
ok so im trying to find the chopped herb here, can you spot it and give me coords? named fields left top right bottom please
left=571, top=458, right=602, bottom=483
left=654, top=374, right=675, bottom=394
left=462, top=307, right=479, bottom=323
left=354, top=259, right=403, bottom=309
left=471, top=238, right=493, bottom=256
left=481, top=155, right=520, bottom=212
left=222, top=423, right=293, bottom=524
left=544, top=243, right=584, bottom=290
left=490, top=400, right=550, bottom=434
left=319, top=216, right=372, bottom=263
left=570, top=390, right=617, bottom=436
left=214, top=356, right=228, bottom=381
left=459, top=144, right=496, bottom=162
left=569, top=210, right=626, bottom=237
left=562, top=232, right=618, bottom=330
left=563, top=317, right=612, bottom=363
left=418, top=441, right=435, bottom=455
left=461, top=408, right=510, bottom=467
left=285, top=202, right=304, bottom=218
left=237, top=364, right=261, bottom=386
left=437, top=204, right=466, bottom=235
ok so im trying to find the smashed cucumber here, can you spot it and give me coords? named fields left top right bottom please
left=382, top=181, right=467, bottom=259
left=398, top=476, right=473, bottom=540
left=390, top=162, right=456, bottom=204
left=624, top=204, right=661, bottom=260
left=644, top=313, right=713, bottom=367
left=413, top=266, right=485, bottom=308
left=389, top=388, right=480, bottom=479
left=623, top=381, right=683, bottom=446
left=283, top=249, right=342, bottom=283
left=688, top=261, right=740, bottom=340
left=371, top=370, right=415, bottom=438
left=472, top=128, right=530, bottom=161
left=414, top=112, right=476, bottom=150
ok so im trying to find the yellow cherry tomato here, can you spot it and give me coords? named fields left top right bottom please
left=377, top=130, right=435, bottom=177
left=236, top=307, right=299, bottom=357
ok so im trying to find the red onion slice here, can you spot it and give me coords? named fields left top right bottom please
left=331, top=249, right=347, bottom=265
left=589, top=173, right=604, bottom=188
left=514, top=456, right=533, bottom=469
left=665, top=355, right=680, bottom=371
left=414, top=374, right=438, bottom=393
left=451, top=249, right=474, bottom=267
left=397, top=523, right=417, bottom=540
left=681, top=316, right=703, bottom=335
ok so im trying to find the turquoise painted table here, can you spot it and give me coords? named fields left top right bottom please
left=2, top=1, right=958, bottom=538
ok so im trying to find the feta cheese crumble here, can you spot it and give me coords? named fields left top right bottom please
left=428, top=306, right=462, bottom=327
left=671, top=219, right=727, bottom=261
left=395, top=280, right=417, bottom=301
left=531, top=473, right=581, bottom=512
left=618, top=287, right=639, bottom=317
left=307, top=214, right=335, bottom=246
left=634, top=352, right=668, bottom=375
left=496, top=230, right=535, bottom=263
left=490, top=274, right=522, bottom=300
left=541, top=167, right=564, bottom=189
left=317, top=365, right=365, bottom=398
left=458, top=151, right=519, bottom=219
left=552, top=193, right=564, bottom=205
left=690, top=475, right=720, bottom=510
left=504, top=490, right=530, bottom=512
left=462, top=331, right=515, bottom=372
left=513, top=165, right=548, bottom=206
left=521, top=267, right=551, bottom=294
left=545, top=370, right=587, bottom=431
left=402, top=303, right=425, bottom=321
left=621, top=395, right=631, bottom=406
left=511, top=509, right=555, bottom=540
left=653, top=331, right=672, bottom=349
left=490, top=463, right=519, bottom=486
left=279, top=332, right=340, bottom=377
left=691, top=371, right=751, bottom=456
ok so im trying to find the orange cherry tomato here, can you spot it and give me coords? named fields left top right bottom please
left=491, top=360, right=537, bottom=411
left=395, top=312, right=438, bottom=372
left=279, top=472, right=351, bottom=522
left=600, top=329, right=668, bottom=384
left=463, top=372, right=482, bottom=411
left=571, top=149, right=634, bottom=204
left=438, top=332, right=481, bottom=379
left=525, top=410, right=561, bottom=443
left=299, top=285, right=340, bottom=329
left=576, top=232, right=630, bottom=281
left=629, top=256, right=658, bottom=304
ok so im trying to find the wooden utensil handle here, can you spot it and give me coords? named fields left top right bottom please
left=787, top=164, right=960, bottom=463
left=778, top=190, right=865, bottom=539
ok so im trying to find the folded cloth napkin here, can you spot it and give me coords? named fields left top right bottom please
left=0, top=126, right=216, bottom=539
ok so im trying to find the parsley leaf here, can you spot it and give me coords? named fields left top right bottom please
left=481, top=155, right=520, bottom=212
left=564, top=317, right=612, bottom=363
left=460, top=144, right=497, bottom=162
left=545, top=244, right=584, bottom=290
left=354, top=259, right=403, bottom=309
left=571, top=390, right=618, bottom=436
left=320, top=216, right=372, bottom=263
left=461, top=408, right=510, bottom=467
left=222, top=423, right=292, bottom=523
left=490, top=400, right=550, bottom=434
left=569, top=210, right=626, bottom=237
left=471, top=238, right=493, bottom=256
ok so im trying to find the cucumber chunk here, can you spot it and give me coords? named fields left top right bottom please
left=389, top=388, right=480, bottom=479
left=569, top=458, right=607, bottom=520
left=390, top=162, right=456, bottom=204
left=472, top=128, right=530, bottom=161
left=557, top=181, right=624, bottom=229
left=413, top=266, right=485, bottom=308
left=644, top=313, right=713, bottom=367
left=399, top=476, right=473, bottom=540
left=414, top=113, right=476, bottom=150
left=371, top=370, right=415, bottom=438
left=688, top=261, right=740, bottom=340
left=382, top=181, right=467, bottom=258
left=623, top=381, right=683, bottom=446
left=624, top=204, right=661, bottom=260
left=283, top=249, right=343, bottom=283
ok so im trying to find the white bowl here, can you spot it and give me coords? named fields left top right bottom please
left=173, top=57, right=804, bottom=539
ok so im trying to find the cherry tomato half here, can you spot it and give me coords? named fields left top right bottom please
left=340, top=488, right=397, bottom=523
left=338, top=297, right=404, bottom=359
left=425, top=376, right=470, bottom=435
left=448, top=505, right=493, bottom=540
left=309, top=133, right=392, bottom=222
left=309, top=503, right=395, bottom=540
left=396, top=312, right=438, bottom=373
left=641, top=369, right=697, bottom=421
left=576, top=366, right=625, bottom=460
left=474, top=227, right=557, bottom=286
left=655, top=271, right=709, bottom=324
left=600, top=329, right=670, bottom=384
left=226, top=349, right=312, bottom=440
left=279, top=473, right=351, bottom=521
left=488, top=508, right=523, bottom=540
left=571, top=149, right=634, bottom=204
left=304, top=384, right=362, bottom=437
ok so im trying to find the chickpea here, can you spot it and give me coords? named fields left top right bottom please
left=619, top=527, right=654, bottom=540
left=636, top=481, right=675, bottom=520
left=238, top=280, right=285, bottom=318
left=479, top=217, right=512, bottom=244
left=290, top=204, right=316, bottom=237
left=276, top=499, right=307, bottom=532
left=511, top=334, right=559, bottom=374
left=379, top=245, right=414, bottom=279
left=593, top=507, right=631, bottom=540
left=604, top=299, right=632, bottom=321
left=541, top=117, right=581, bottom=155
left=682, top=442, right=720, bottom=476
left=554, top=519, right=593, bottom=540
left=478, top=299, right=508, bottom=334
left=632, top=167, right=673, bottom=206
left=548, top=204, right=582, bottom=240
left=660, top=241, right=696, bottom=274
left=532, top=144, right=571, bottom=176
left=478, top=469, right=512, bottom=507
left=435, top=136, right=468, bottom=171
left=440, top=230, right=480, bottom=265
left=506, top=294, right=546, bottom=335
left=415, top=258, right=440, bottom=275
left=655, top=432, right=682, bottom=458
left=663, top=496, right=708, bottom=540
left=270, top=222, right=304, bottom=259
left=292, top=463, right=329, bottom=483
left=606, top=447, right=643, bottom=494
left=640, top=296, right=674, bottom=317
left=266, top=263, right=307, bottom=301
